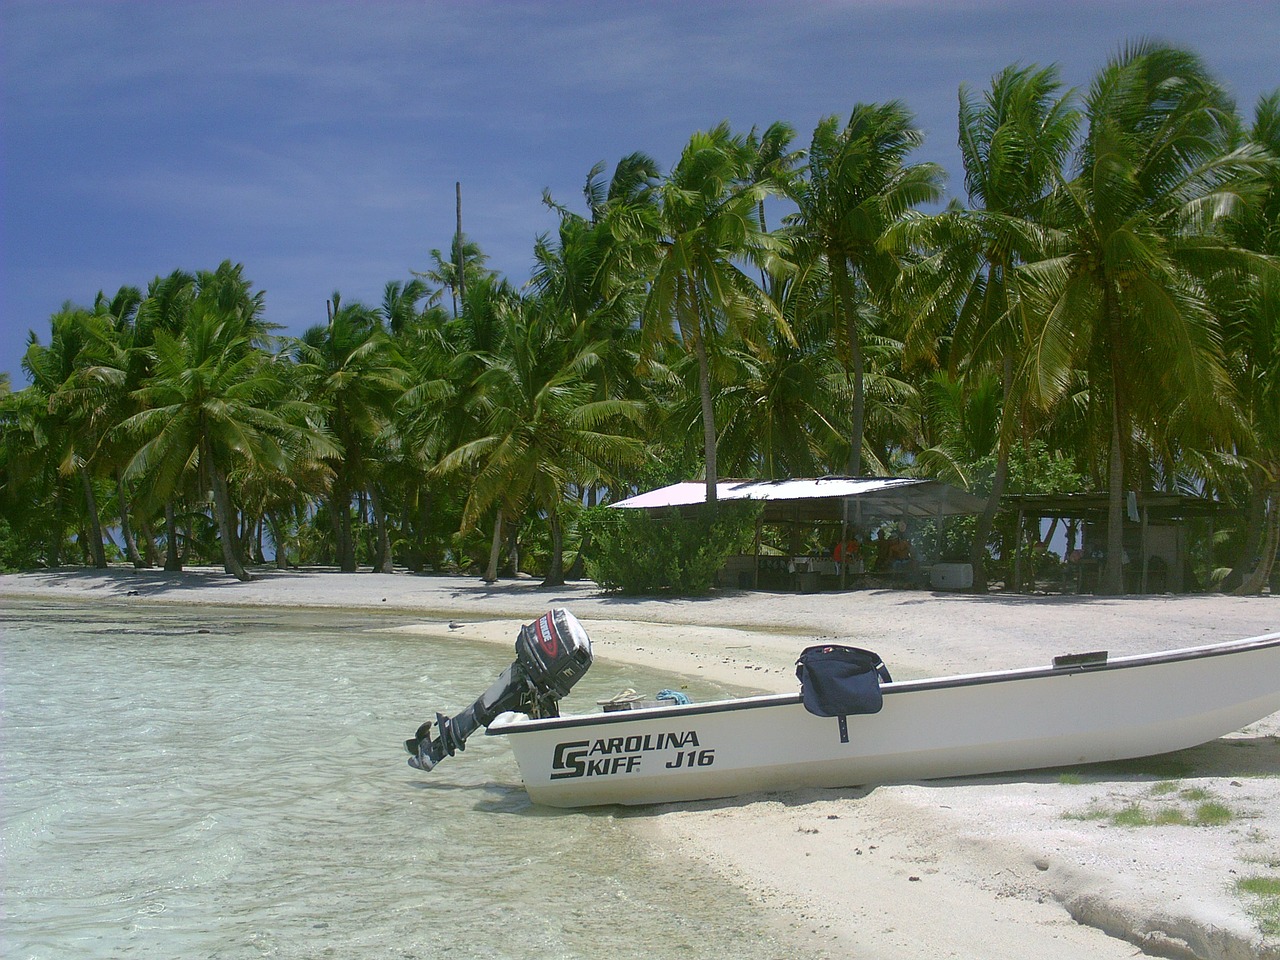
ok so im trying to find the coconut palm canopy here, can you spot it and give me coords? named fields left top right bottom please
left=2, top=43, right=1277, bottom=593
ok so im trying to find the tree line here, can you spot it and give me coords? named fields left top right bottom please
left=2, top=42, right=1277, bottom=593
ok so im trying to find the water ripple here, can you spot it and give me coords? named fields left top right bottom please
left=1, top=598, right=783, bottom=960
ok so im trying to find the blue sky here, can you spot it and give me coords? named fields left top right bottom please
left=3, top=1, right=1278, bottom=386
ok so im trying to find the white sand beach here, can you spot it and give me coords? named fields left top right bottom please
left=4, top=567, right=1278, bottom=959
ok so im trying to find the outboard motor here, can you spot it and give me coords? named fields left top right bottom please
left=405, top=609, right=592, bottom=772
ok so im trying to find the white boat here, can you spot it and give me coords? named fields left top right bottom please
left=482, top=629, right=1280, bottom=808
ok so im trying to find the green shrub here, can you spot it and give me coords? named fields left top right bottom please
left=0, top=516, right=44, bottom=571
left=582, top=503, right=760, bottom=596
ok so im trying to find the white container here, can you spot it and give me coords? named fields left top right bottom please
left=930, top=562, right=973, bottom=590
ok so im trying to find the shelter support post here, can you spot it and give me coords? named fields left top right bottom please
left=1013, top=508, right=1025, bottom=592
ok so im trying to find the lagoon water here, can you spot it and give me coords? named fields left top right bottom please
left=2, top=598, right=786, bottom=959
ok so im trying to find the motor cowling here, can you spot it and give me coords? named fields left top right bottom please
left=405, top=609, right=592, bottom=772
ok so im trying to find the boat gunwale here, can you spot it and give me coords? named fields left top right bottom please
left=486, top=631, right=1280, bottom=737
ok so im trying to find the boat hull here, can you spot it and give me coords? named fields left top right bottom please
left=487, top=633, right=1280, bottom=807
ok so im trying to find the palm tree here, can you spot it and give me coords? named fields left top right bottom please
left=22, top=305, right=118, bottom=567
left=123, top=265, right=308, bottom=581
left=294, top=294, right=408, bottom=572
left=1021, top=42, right=1270, bottom=594
left=436, top=295, right=643, bottom=586
left=0, top=370, right=77, bottom=565
left=712, top=332, right=842, bottom=480
left=535, top=152, right=657, bottom=431
left=417, top=235, right=490, bottom=319
left=380, top=279, right=433, bottom=337
left=638, top=123, right=791, bottom=506
left=745, top=122, right=801, bottom=288
left=788, top=102, right=944, bottom=476
left=133, top=270, right=197, bottom=568
left=1217, top=91, right=1280, bottom=593
left=81, top=285, right=156, bottom=567
left=901, top=65, right=1078, bottom=589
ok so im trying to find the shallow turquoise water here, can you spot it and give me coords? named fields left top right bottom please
left=1, top=598, right=786, bottom=959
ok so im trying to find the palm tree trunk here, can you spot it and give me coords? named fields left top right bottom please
left=164, top=500, right=182, bottom=571
left=203, top=443, right=251, bottom=582
left=484, top=509, right=503, bottom=583
left=370, top=484, right=394, bottom=574
left=115, top=470, right=147, bottom=568
left=267, top=512, right=290, bottom=570
left=832, top=255, right=864, bottom=477
left=507, top=524, right=520, bottom=578
left=970, top=354, right=1015, bottom=592
left=415, top=487, right=433, bottom=572
left=1102, top=401, right=1126, bottom=595
left=78, top=466, right=108, bottom=568
left=689, top=295, right=718, bottom=508
left=1234, top=485, right=1279, bottom=595
left=543, top=509, right=565, bottom=587
left=137, top=511, right=161, bottom=567
left=331, top=482, right=356, bottom=572
left=567, top=486, right=597, bottom=580
left=46, top=476, right=64, bottom=566
left=1222, top=478, right=1266, bottom=592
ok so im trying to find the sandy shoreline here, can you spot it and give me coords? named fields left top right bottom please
left=4, top=567, right=1279, bottom=959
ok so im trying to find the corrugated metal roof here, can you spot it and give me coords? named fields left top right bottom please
left=610, top=477, right=985, bottom=520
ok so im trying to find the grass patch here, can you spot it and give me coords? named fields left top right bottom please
left=1063, top=806, right=1110, bottom=822
left=1111, top=804, right=1152, bottom=826
left=1111, top=804, right=1189, bottom=827
left=1239, top=877, right=1280, bottom=897
left=1193, top=801, right=1234, bottom=826
left=1236, top=876, right=1280, bottom=938
left=1062, top=793, right=1239, bottom=828
left=1149, top=780, right=1180, bottom=796
left=1179, top=787, right=1212, bottom=802
left=1058, top=772, right=1084, bottom=785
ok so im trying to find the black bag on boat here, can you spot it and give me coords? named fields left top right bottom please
left=795, top=645, right=892, bottom=719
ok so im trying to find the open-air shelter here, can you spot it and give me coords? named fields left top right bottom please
left=1002, top=491, right=1237, bottom=593
left=610, top=477, right=986, bottom=590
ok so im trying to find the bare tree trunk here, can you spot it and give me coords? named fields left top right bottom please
left=456, top=181, right=467, bottom=307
